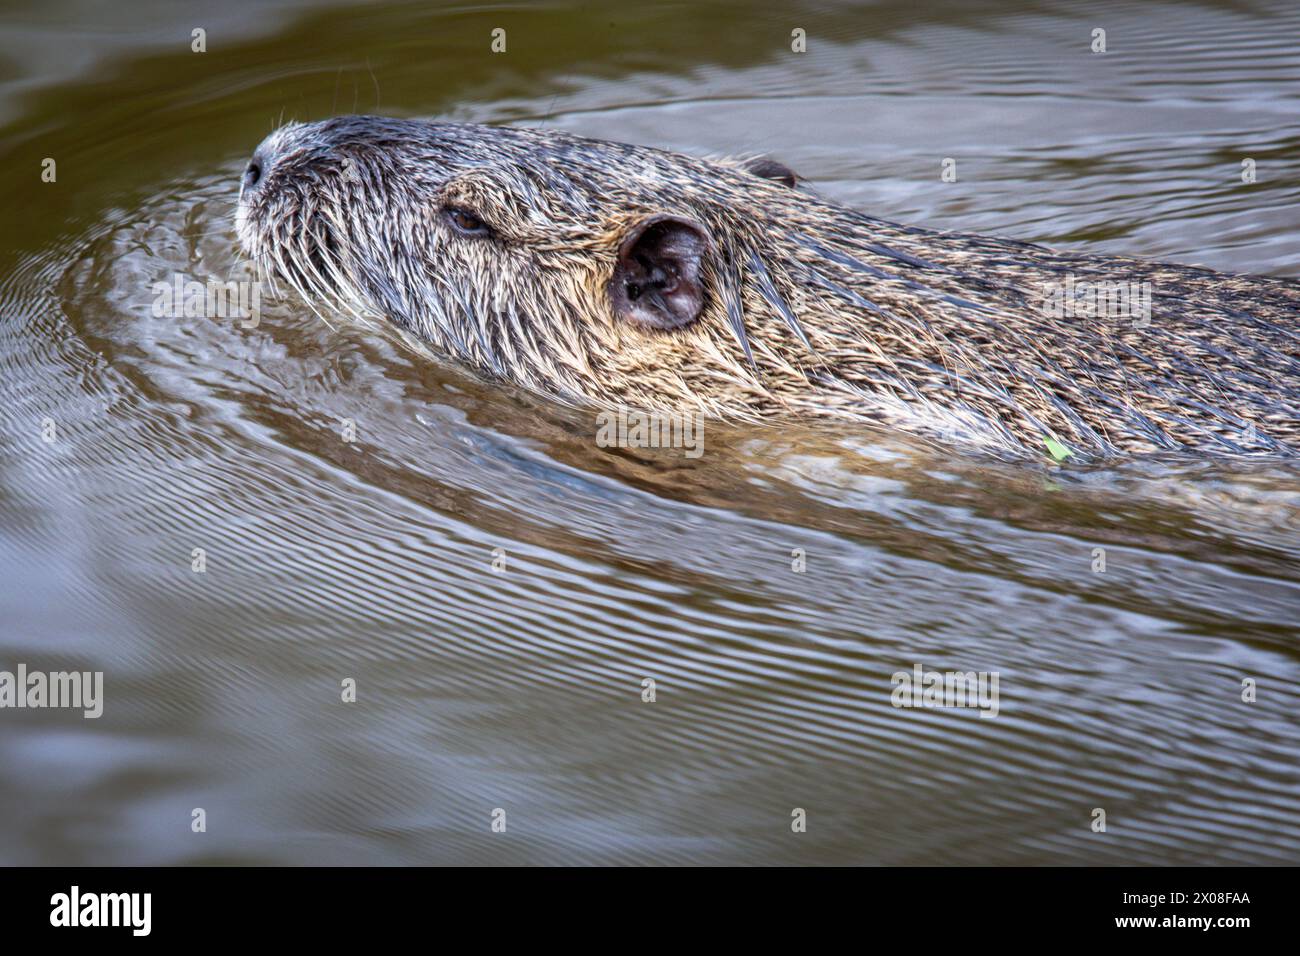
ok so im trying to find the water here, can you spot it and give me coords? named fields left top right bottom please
left=1, top=0, right=1297, bottom=865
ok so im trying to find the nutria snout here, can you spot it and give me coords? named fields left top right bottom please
left=235, top=115, right=1300, bottom=461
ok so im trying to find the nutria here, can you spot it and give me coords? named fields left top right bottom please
left=234, top=115, right=1300, bottom=461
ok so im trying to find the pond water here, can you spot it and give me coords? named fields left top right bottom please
left=0, top=0, right=1297, bottom=864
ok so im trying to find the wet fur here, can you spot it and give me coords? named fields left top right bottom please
left=236, top=115, right=1300, bottom=460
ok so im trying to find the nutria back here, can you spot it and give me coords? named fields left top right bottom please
left=235, top=115, right=1300, bottom=461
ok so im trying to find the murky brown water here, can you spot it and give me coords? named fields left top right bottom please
left=1, top=0, right=1297, bottom=865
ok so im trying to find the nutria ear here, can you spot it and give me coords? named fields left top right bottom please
left=609, top=215, right=711, bottom=331
left=742, top=158, right=799, bottom=188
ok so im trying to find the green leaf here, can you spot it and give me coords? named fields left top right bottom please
left=1043, top=436, right=1072, bottom=461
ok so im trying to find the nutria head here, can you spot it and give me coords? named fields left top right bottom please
left=236, top=114, right=819, bottom=418
left=236, top=115, right=1300, bottom=459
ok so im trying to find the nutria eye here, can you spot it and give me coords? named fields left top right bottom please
left=243, top=161, right=261, bottom=189
left=445, top=208, right=490, bottom=237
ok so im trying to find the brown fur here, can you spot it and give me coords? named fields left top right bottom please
left=236, top=116, right=1300, bottom=460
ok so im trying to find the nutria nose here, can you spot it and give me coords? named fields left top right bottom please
left=242, top=136, right=286, bottom=195
left=241, top=147, right=267, bottom=194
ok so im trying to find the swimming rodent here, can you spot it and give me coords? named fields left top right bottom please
left=234, top=115, right=1300, bottom=461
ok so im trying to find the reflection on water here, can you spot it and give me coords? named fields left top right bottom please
left=0, top=0, right=1297, bottom=864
